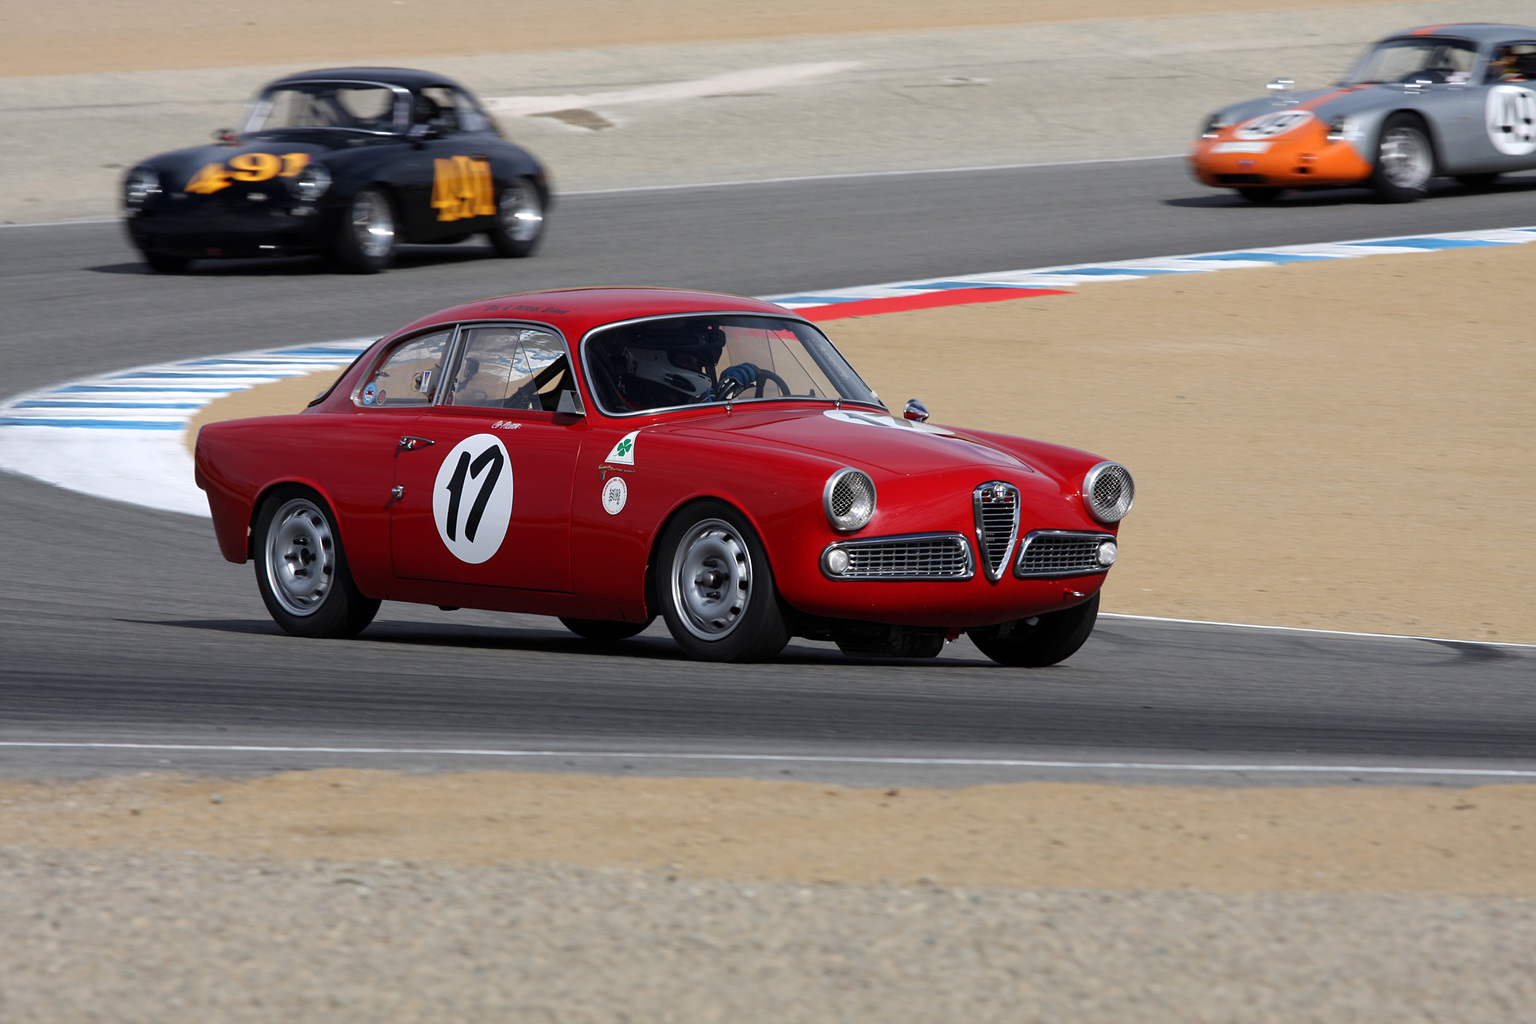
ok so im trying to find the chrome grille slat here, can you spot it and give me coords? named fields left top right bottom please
left=973, top=481, right=1020, bottom=582
left=823, top=533, right=973, bottom=580
left=1014, top=530, right=1116, bottom=578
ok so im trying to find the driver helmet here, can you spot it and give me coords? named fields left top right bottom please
left=624, top=347, right=713, bottom=402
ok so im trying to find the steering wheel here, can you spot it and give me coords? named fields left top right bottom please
left=754, top=369, right=791, bottom=398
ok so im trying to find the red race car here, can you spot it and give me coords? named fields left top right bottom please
left=195, top=288, right=1134, bottom=665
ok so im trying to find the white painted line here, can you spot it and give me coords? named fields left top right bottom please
left=1099, top=613, right=1536, bottom=649
left=484, top=61, right=860, bottom=118
left=562, top=154, right=1186, bottom=196
left=0, top=217, right=117, bottom=229
left=1, top=741, right=1533, bottom=778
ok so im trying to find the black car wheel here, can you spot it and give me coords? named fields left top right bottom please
left=487, top=177, right=545, bottom=258
left=333, top=187, right=397, bottom=273
left=657, top=500, right=789, bottom=662
left=967, top=593, right=1099, bottom=667
left=560, top=617, right=653, bottom=642
left=1370, top=113, right=1434, bottom=202
left=140, top=250, right=191, bottom=274
left=253, top=489, right=380, bottom=638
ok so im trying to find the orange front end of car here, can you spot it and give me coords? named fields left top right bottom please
left=1190, top=118, right=1374, bottom=190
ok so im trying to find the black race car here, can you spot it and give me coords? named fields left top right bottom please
left=122, top=68, right=549, bottom=274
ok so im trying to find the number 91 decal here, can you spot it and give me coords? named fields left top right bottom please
left=432, top=433, right=514, bottom=564
left=185, top=152, right=312, bottom=194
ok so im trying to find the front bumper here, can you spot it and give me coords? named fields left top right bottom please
left=1189, top=123, right=1373, bottom=189
left=125, top=195, right=335, bottom=258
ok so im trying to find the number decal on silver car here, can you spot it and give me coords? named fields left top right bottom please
left=1486, top=85, right=1536, bottom=155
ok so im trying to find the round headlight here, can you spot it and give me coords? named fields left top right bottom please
left=1083, top=462, right=1134, bottom=524
left=124, top=166, right=160, bottom=208
left=1096, top=540, right=1118, bottom=567
left=290, top=163, right=332, bottom=202
left=824, top=468, right=876, bottom=532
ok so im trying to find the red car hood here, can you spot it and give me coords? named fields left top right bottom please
left=664, top=405, right=1039, bottom=478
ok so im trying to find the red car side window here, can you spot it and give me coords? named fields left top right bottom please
left=356, top=329, right=451, bottom=408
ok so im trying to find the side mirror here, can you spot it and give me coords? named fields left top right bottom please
left=407, top=123, right=439, bottom=143
left=213, top=128, right=238, bottom=144
left=1266, top=78, right=1294, bottom=93
left=903, top=398, right=929, bottom=423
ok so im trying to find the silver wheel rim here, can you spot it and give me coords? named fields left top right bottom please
left=499, top=180, right=544, bottom=242
left=670, top=518, right=752, bottom=640
left=351, top=190, right=395, bottom=258
left=263, top=498, right=335, bottom=616
left=1380, top=127, right=1431, bottom=189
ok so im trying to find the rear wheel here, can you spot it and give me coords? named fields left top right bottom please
left=657, top=501, right=788, bottom=662
left=1370, top=114, right=1433, bottom=202
left=254, top=490, right=380, bottom=638
left=487, top=177, right=545, bottom=258
left=560, top=617, right=652, bottom=642
left=1236, top=186, right=1282, bottom=204
left=332, top=187, right=397, bottom=273
left=967, top=594, right=1099, bottom=667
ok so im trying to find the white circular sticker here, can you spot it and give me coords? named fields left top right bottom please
left=1486, top=85, right=1536, bottom=155
left=431, top=433, right=513, bottom=564
left=1233, top=109, right=1314, bottom=140
left=601, top=475, right=628, bottom=515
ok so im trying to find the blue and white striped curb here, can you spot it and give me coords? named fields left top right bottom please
left=764, top=225, right=1536, bottom=307
left=0, top=340, right=371, bottom=516
left=4, top=224, right=1535, bottom=517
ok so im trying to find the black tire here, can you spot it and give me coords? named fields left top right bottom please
left=332, top=187, right=397, bottom=273
left=1236, top=186, right=1283, bottom=204
left=560, top=617, right=652, bottom=642
left=1369, top=113, right=1434, bottom=202
left=1455, top=172, right=1500, bottom=189
left=140, top=250, right=191, bottom=273
left=486, top=177, right=545, bottom=258
left=253, top=489, right=380, bottom=638
left=656, top=500, right=789, bottom=662
left=967, top=593, right=1099, bottom=667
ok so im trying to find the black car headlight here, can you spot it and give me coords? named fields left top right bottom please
left=1083, top=462, right=1134, bottom=524
left=824, top=468, right=876, bottom=532
left=124, top=166, right=160, bottom=208
left=288, top=163, right=332, bottom=202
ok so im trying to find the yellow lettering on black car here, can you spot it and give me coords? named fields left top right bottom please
left=185, top=152, right=311, bottom=193
left=228, top=152, right=282, bottom=181
left=185, top=161, right=231, bottom=194
left=432, top=156, right=496, bottom=222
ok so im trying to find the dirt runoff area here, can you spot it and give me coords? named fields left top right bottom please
left=7, top=0, right=1407, bottom=77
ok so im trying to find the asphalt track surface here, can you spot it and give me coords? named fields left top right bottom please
left=3, top=156, right=1535, bottom=784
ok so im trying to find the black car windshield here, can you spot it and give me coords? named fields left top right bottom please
left=243, top=83, right=406, bottom=134
left=1344, top=37, right=1478, bottom=84
left=583, top=315, right=881, bottom=415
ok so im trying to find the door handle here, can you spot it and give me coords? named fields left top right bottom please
left=398, top=435, right=435, bottom=451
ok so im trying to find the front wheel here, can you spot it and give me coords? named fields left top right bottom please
left=967, top=593, right=1099, bottom=667
left=254, top=490, right=380, bottom=638
left=486, top=177, right=545, bottom=258
left=1370, top=114, right=1433, bottom=202
left=657, top=501, right=788, bottom=662
left=332, top=187, right=397, bottom=273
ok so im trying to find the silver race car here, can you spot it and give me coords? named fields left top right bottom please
left=1191, top=23, right=1536, bottom=202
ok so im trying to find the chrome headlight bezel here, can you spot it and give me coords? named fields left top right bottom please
left=124, top=165, right=161, bottom=208
left=823, top=467, right=876, bottom=533
left=1083, top=462, right=1135, bottom=524
left=288, top=163, right=332, bottom=202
